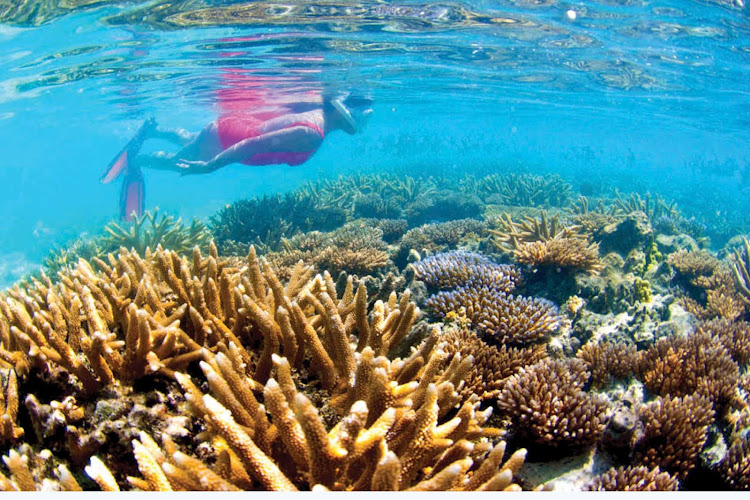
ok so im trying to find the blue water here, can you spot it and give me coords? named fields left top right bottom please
left=0, top=0, right=749, bottom=286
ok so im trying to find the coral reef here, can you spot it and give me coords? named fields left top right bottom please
left=720, top=435, right=750, bottom=490
left=426, top=286, right=559, bottom=346
left=6, top=169, right=750, bottom=491
left=43, top=209, right=212, bottom=278
left=409, top=251, right=521, bottom=292
left=209, top=193, right=347, bottom=255
left=668, top=248, right=747, bottom=320
left=489, top=211, right=602, bottom=275
left=575, top=340, right=639, bottom=389
left=638, top=330, right=739, bottom=409
left=697, top=318, right=750, bottom=367
left=633, top=394, right=714, bottom=479
left=478, top=173, right=573, bottom=207
left=612, top=191, right=678, bottom=222
left=496, top=358, right=611, bottom=453
left=264, top=222, right=390, bottom=278
left=405, top=192, right=483, bottom=227
left=439, top=323, right=546, bottom=400
left=584, top=466, right=679, bottom=491
left=0, top=242, right=530, bottom=491
left=396, top=219, right=488, bottom=266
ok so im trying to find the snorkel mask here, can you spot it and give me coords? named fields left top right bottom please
left=331, top=92, right=373, bottom=134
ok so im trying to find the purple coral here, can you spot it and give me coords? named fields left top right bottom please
left=411, top=251, right=522, bottom=292
left=427, top=285, right=559, bottom=346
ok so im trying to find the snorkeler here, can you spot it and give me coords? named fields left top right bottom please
left=100, top=92, right=373, bottom=221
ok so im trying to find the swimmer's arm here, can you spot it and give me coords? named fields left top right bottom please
left=178, top=126, right=323, bottom=174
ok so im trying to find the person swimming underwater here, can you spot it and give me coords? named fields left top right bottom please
left=100, top=92, right=373, bottom=221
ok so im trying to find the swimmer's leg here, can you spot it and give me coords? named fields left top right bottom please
left=119, top=164, right=145, bottom=222
left=100, top=118, right=157, bottom=183
left=150, top=126, right=198, bottom=147
left=133, top=122, right=222, bottom=173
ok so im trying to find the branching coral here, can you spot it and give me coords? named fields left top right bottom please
left=209, top=193, right=347, bottom=255
left=426, top=286, right=559, bottom=346
left=697, top=318, right=750, bottom=367
left=639, top=330, right=739, bottom=409
left=440, top=324, right=546, bottom=400
left=633, top=394, right=714, bottom=479
left=265, top=223, right=390, bottom=278
left=478, top=173, right=573, bottom=207
left=497, top=358, right=611, bottom=452
left=43, top=209, right=212, bottom=278
left=720, top=435, right=750, bottom=490
left=0, top=445, right=81, bottom=491
left=489, top=211, right=602, bottom=274
left=584, top=466, right=679, bottom=491
left=0, top=369, right=23, bottom=443
left=410, top=251, right=521, bottom=293
left=612, top=191, right=679, bottom=222
left=576, top=340, right=639, bottom=389
left=668, top=250, right=748, bottom=321
left=397, top=219, right=488, bottom=264
left=731, top=237, right=750, bottom=304
left=0, top=242, right=528, bottom=491
left=404, top=192, right=483, bottom=227
left=513, top=236, right=603, bottom=274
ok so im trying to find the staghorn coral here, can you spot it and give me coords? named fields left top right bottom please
left=639, top=330, right=739, bottom=408
left=513, top=236, right=603, bottom=274
left=633, top=394, right=714, bottom=479
left=0, top=242, right=528, bottom=491
left=315, top=223, right=390, bottom=276
left=489, top=211, right=602, bottom=275
left=426, top=286, right=559, bottom=346
left=668, top=249, right=721, bottom=285
left=668, top=249, right=748, bottom=321
left=0, top=369, right=23, bottom=444
left=404, top=191, right=483, bottom=227
left=209, top=193, right=347, bottom=255
left=698, top=318, right=750, bottom=367
left=43, top=209, right=212, bottom=278
left=478, top=173, right=573, bottom=207
left=409, top=251, right=521, bottom=293
left=584, top=466, right=679, bottom=491
left=576, top=340, right=639, bottom=389
left=353, top=192, right=402, bottom=220
left=720, top=435, right=750, bottom=490
left=265, top=223, right=390, bottom=278
left=396, top=219, right=488, bottom=265
left=0, top=445, right=82, bottom=491
left=100, top=209, right=212, bottom=257
left=359, top=218, right=408, bottom=244
left=439, top=323, right=547, bottom=401
left=612, top=191, right=679, bottom=222
left=497, top=358, right=611, bottom=452
left=731, top=237, right=750, bottom=304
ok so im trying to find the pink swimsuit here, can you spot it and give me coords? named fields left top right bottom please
left=216, top=113, right=324, bottom=166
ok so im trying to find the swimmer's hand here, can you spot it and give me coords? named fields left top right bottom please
left=176, top=159, right=216, bottom=176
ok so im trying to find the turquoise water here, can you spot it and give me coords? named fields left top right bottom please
left=0, top=0, right=748, bottom=285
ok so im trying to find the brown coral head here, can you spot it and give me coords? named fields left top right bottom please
left=639, top=330, right=739, bottom=409
left=427, top=286, right=559, bottom=347
left=634, top=394, right=714, bottom=480
left=497, top=358, right=610, bottom=454
left=585, top=466, right=679, bottom=491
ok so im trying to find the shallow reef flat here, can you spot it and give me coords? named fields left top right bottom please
left=0, top=171, right=748, bottom=491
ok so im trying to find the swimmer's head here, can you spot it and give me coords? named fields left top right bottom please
left=327, top=92, right=373, bottom=134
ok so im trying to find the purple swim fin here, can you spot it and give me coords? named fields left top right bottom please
left=119, top=167, right=145, bottom=222
left=100, top=118, right=156, bottom=184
